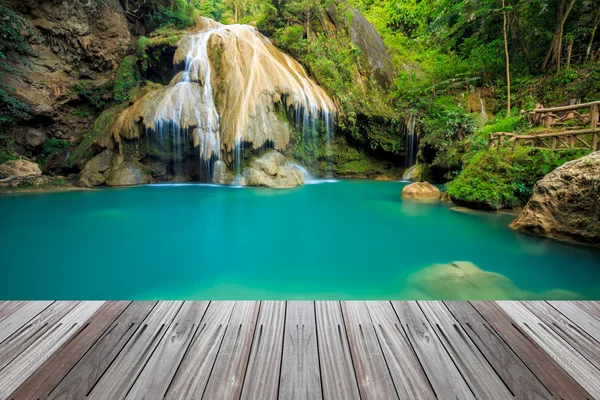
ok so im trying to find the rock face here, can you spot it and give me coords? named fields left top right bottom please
left=0, top=159, right=42, bottom=179
left=401, top=181, right=440, bottom=200
left=105, top=156, right=153, bottom=187
left=5, top=0, right=130, bottom=150
left=241, top=152, right=304, bottom=188
left=511, top=151, right=600, bottom=247
left=76, top=150, right=114, bottom=187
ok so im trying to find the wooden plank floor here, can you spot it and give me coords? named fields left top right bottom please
left=1, top=301, right=600, bottom=400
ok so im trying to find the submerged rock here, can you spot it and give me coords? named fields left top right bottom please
left=401, top=181, right=440, bottom=200
left=511, top=151, right=600, bottom=247
left=242, top=151, right=304, bottom=188
left=0, top=159, right=42, bottom=179
left=404, top=261, right=581, bottom=300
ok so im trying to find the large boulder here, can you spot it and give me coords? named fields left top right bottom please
left=401, top=181, right=440, bottom=200
left=0, top=159, right=42, bottom=179
left=105, top=156, right=153, bottom=186
left=76, top=150, right=114, bottom=187
left=510, top=151, right=600, bottom=247
left=241, top=151, right=304, bottom=188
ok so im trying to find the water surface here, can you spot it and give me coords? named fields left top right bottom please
left=1, top=180, right=598, bottom=300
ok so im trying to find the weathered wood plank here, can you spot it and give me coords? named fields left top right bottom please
left=9, top=302, right=130, bottom=400
left=340, top=302, right=398, bottom=400
left=391, top=301, right=474, bottom=400
left=0, top=302, right=79, bottom=371
left=86, top=301, right=183, bottom=400
left=125, top=301, right=209, bottom=400
left=573, top=301, right=600, bottom=321
left=278, top=301, right=322, bottom=400
left=548, top=301, right=600, bottom=343
left=472, top=301, right=591, bottom=400
left=418, top=301, right=512, bottom=399
left=0, top=301, right=104, bottom=400
left=241, top=301, right=286, bottom=400
left=523, top=301, right=600, bottom=371
left=47, top=301, right=156, bottom=400
left=315, top=301, right=360, bottom=400
left=364, top=302, right=434, bottom=400
left=201, top=301, right=261, bottom=400
left=165, top=301, right=235, bottom=400
left=497, top=301, right=600, bottom=398
left=0, top=303, right=27, bottom=323
left=0, top=301, right=53, bottom=344
left=445, top=301, right=553, bottom=400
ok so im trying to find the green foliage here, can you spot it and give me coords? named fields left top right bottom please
left=74, top=82, right=109, bottom=110
left=147, top=0, right=197, bottom=30
left=114, top=56, right=139, bottom=104
left=136, top=27, right=183, bottom=72
left=72, top=108, right=91, bottom=118
left=447, top=147, right=590, bottom=210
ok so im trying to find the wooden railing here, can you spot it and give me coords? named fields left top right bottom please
left=489, top=100, right=600, bottom=151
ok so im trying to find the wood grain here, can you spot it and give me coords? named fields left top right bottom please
left=125, top=301, right=209, bottom=400
left=523, top=301, right=600, bottom=370
left=165, top=302, right=235, bottom=400
left=9, top=302, right=130, bottom=400
left=391, top=301, right=474, bottom=400
left=278, top=301, right=322, bottom=400
left=0, top=303, right=27, bottom=323
left=340, top=302, right=398, bottom=400
left=0, top=302, right=53, bottom=344
left=364, top=301, right=434, bottom=400
left=0, top=301, right=104, bottom=400
left=201, top=301, right=261, bottom=400
left=47, top=301, right=156, bottom=400
left=548, top=301, right=600, bottom=342
left=472, top=301, right=592, bottom=400
left=314, top=301, right=360, bottom=400
left=573, top=301, right=600, bottom=321
left=86, top=301, right=182, bottom=400
left=444, top=301, right=552, bottom=400
left=0, top=302, right=79, bottom=372
left=241, top=301, right=286, bottom=400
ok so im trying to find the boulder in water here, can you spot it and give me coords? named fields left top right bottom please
left=242, top=151, right=304, bottom=188
left=105, top=156, right=153, bottom=186
left=510, top=151, right=600, bottom=247
left=0, top=159, right=42, bottom=179
left=77, top=150, right=114, bottom=187
left=401, top=181, right=440, bottom=200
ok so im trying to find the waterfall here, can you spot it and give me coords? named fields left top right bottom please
left=405, top=113, right=418, bottom=168
left=109, top=17, right=336, bottom=183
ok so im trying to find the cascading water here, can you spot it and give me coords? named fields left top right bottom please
left=105, top=17, right=336, bottom=183
left=405, top=113, right=418, bottom=168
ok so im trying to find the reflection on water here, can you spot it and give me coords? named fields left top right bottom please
left=0, top=180, right=599, bottom=300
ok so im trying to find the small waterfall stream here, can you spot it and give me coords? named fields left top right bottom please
left=405, top=113, right=418, bottom=168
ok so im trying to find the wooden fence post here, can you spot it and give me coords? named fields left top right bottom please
left=570, top=136, right=575, bottom=149
left=552, top=137, right=557, bottom=150
left=591, top=105, right=598, bottom=129
left=593, top=132, right=598, bottom=152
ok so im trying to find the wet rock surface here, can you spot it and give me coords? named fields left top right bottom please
left=401, top=181, right=441, bottom=200
left=511, top=151, right=600, bottom=247
left=241, top=151, right=304, bottom=188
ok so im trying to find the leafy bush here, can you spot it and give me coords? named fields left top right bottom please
left=147, top=0, right=197, bottom=31
left=114, top=56, right=139, bottom=104
left=447, top=147, right=590, bottom=210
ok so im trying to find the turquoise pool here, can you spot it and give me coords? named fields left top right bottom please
left=1, top=180, right=599, bottom=300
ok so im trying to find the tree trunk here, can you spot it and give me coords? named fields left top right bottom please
left=541, top=0, right=577, bottom=71
left=502, top=0, right=511, bottom=115
left=586, top=12, right=600, bottom=61
left=566, top=39, right=574, bottom=68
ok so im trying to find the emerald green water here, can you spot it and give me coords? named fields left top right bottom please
left=1, top=180, right=599, bottom=300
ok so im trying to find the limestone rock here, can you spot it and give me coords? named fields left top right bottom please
left=0, top=159, right=42, bottom=179
left=105, top=157, right=153, bottom=187
left=510, top=151, right=600, bottom=247
left=404, top=261, right=581, bottom=300
left=76, top=150, right=114, bottom=187
left=242, top=151, right=304, bottom=188
left=401, top=181, right=440, bottom=200
left=18, top=128, right=47, bottom=149
left=0, top=175, right=68, bottom=191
